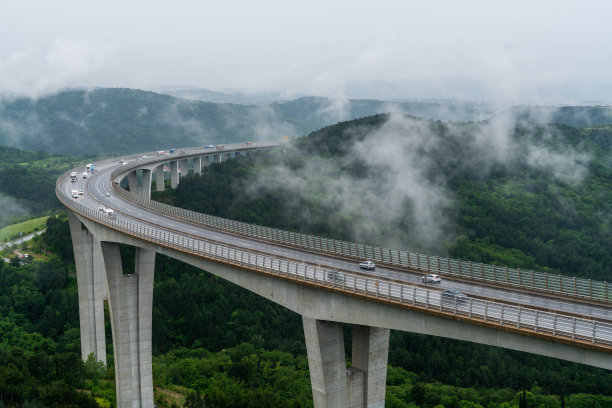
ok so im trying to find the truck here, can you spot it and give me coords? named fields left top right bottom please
left=215, top=145, right=225, bottom=150
left=82, top=172, right=88, bottom=179
left=86, top=163, right=93, bottom=172
left=70, top=172, right=78, bottom=182
left=71, top=189, right=79, bottom=198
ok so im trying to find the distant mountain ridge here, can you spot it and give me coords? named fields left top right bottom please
left=0, top=88, right=610, bottom=155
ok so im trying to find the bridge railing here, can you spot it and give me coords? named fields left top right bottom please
left=108, top=176, right=610, bottom=304
left=56, top=182, right=612, bottom=349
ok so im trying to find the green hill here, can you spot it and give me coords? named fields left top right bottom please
left=162, top=113, right=612, bottom=281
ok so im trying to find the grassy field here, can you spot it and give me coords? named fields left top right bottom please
left=0, top=216, right=49, bottom=242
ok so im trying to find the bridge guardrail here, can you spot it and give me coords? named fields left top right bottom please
left=56, top=180, right=612, bottom=350
left=107, top=155, right=610, bottom=305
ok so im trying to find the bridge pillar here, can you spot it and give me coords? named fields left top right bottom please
left=141, top=169, right=152, bottom=199
left=102, top=243, right=155, bottom=408
left=303, top=317, right=349, bottom=408
left=201, top=155, right=210, bottom=168
left=127, top=171, right=140, bottom=196
left=155, top=165, right=164, bottom=192
left=170, top=161, right=179, bottom=188
left=349, top=326, right=390, bottom=408
left=213, top=154, right=221, bottom=164
left=66, top=210, right=107, bottom=364
left=193, top=157, right=202, bottom=175
left=179, top=159, right=189, bottom=178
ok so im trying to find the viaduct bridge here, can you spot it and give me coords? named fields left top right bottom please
left=56, top=142, right=612, bottom=408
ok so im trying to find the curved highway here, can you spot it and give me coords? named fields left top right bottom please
left=57, top=143, right=612, bottom=351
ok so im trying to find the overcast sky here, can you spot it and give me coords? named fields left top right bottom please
left=1, top=0, right=611, bottom=104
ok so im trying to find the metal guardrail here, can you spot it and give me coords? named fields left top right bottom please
left=107, top=152, right=610, bottom=305
left=56, top=178, right=612, bottom=350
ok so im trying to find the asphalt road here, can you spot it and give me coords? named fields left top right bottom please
left=60, top=148, right=612, bottom=323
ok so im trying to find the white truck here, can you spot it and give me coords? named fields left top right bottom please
left=70, top=172, right=78, bottom=182
left=71, top=189, right=79, bottom=198
left=82, top=172, right=88, bottom=179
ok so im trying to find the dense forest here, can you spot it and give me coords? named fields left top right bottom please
left=163, top=113, right=612, bottom=281
left=2, top=88, right=612, bottom=155
left=0, top=214, right=609, bottom=407
left=1, top=109, right=612, bottom=406
left=0, top=147, right=95, bottom=227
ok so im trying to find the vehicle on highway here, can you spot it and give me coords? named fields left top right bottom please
left=423, top=274, right=441, bottom=284
left=82, top=172, right=87, bottom=179
left=326, top=269, right=345, bottom=284
left=78, top=190, right=84, bottom=195
left=118, top=159, right=124, bottom=164
left=70, top=172, right=78, bottom=182
left=245, top=142, right=253, bottom=145
left=157, top=151, right=166, bottom=156
left=215, top=145, right=225, bottom=150
left=99, top=205, right=105, bottom=211
left=204, top=145, right=214, bottom=149
left=103, top=208, right=115, bottom=216
left=71, top=189, right=79, bottom=198
left=359, top=260, right=375, bottom=270
left=441, top=289, right=468, bottom=304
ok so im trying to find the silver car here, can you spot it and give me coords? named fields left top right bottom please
left=423, top=274, right=441, bottom=284
left=359, top=261, right=375, bottom=270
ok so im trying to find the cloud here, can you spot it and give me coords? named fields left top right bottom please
left=0, top=38, right=113, bottom=98
left=244, top=111, right=593, bottom=254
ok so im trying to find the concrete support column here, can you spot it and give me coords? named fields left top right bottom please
left=127, top=171, right=140, bottom=196
left=170, top=161, right=179, bottom=188
left=213, top=154, right=221, bottom=164
left=349, top=326, right=390, bottom=408
left=102, top=243, right=155, bottom=408
left=201, top=155, right=210, bottom=168
left=303, top=317, right=349, bottom=408
left=66, top=210, right=106, bottom=364
left=155, top=165, right=165, bottom=192
left=141, top=169, right=152, bottom=199
left=179, top=159, right=189, bottom=177
left=193, top=157, right=202, bottom=175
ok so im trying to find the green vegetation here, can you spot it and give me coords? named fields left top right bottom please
left=0, top=146, right=97, bottom=227
left=0, top=215, right=48, bottom=242
left=2, top=104, right=612, bottom=406
left=161, top=114, right=612, bottom=281
left=0, top=213, right=601, bottom=407
left=3, top=88, right=611, bottom=155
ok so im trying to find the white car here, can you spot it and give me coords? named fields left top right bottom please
left=423, top=274, right=442, bottom=284
left=359, top=261, right=375, bottom=270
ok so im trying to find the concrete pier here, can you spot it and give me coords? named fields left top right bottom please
left=155, top=165, right=164, bottom=192
left=349, top=326, right=389, bottom=408
left=102, top=243, right=155, bottom=408
left=193, top=157, right=202, bottom=175
left=170, top=161, right=179, bottom=188
left=179, top=159, right=189, bottom=178
left=303, top=317, right=349, bottom=408
left=67, top=210, right=106, bottom=364
left=127, top=171, right=140, bottom=196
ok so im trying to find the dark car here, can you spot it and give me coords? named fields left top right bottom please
left=441, top=289, right=468, bottom=304
left=326, top=270, right=345, bottom=284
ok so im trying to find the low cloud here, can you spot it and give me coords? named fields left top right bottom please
left=0, top=38, right=113, bottom=99
left=245, top=111, right=593, bottom=253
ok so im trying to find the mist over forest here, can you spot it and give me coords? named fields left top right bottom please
left=1, top=88, right=611, bottom=407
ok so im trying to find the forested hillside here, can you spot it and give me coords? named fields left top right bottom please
left=2, top=87, right=611, bottom=155
left=164, top=113, right=612, bottom=281
left=2, top=104, right=612, bottom=406
left=0, top=147, right=95, bottom=227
